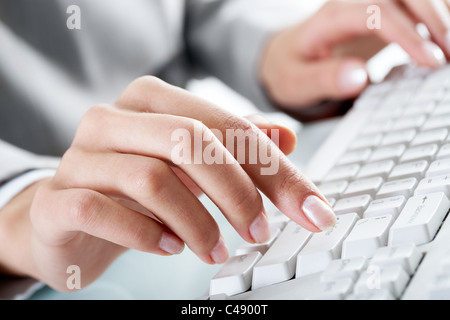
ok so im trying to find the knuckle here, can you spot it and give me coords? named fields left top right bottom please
left=128, top=161, right=170, bottom=198
left=67, top=190, right=100, bottom=228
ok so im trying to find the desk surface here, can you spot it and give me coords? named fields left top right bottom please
left=29, top=117, right=340, bottom=300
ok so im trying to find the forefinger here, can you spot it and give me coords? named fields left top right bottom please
left=116, top=77, right=336, bottom=232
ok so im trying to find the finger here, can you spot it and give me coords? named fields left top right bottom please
left=299, top=0, right=445, bottom=68
left=55, top=150, right=228, bottom=264
left=33, top=185, right=185, bottom=256
left=269, top=57, right=368, bottom=108
left=74, top=106, right=271, bottom=244
left=115, top=77, right=336, bottom=232
left=401, top=0, right=450, bottom=56
left=244, top=114, right=298, bottom=155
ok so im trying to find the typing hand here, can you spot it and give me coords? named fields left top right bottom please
left=11, top=77, right=336, bottom=291
left=261, top=0, right=450, bottom=110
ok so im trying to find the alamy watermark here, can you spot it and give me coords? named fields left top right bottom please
left=170, top=122, right=280, bottom=176
left=67, top=5, right=81, bottom=30
left=367, top=5, right=381, bottom=30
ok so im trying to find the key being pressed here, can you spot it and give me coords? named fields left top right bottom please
left=389, top=192, right=450, bottom=246
left=210, top=252, right=262, bottom=296
left=252, top=221, right=312, bottom=290
left=296, top=213, right=359, bottom=278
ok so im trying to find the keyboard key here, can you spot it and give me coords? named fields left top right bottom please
left=342, top=215, right=394, bottom=259
left=342, top=177, right=384, bottom=198
left=370, top=244, right=423, bottom=275
left=347, top=289, right=395, bottom=300
left=392, top=116, right=426, bottom=131
left=388, top=160, right=429, bottom=181
left=324, top=164, right=360, bottom=182
left=266, top=210, right=290, bottom=230
left=349, top=134, right=382, bottom=150
left=411, top=129, right=448, bottom=147
left=333, top=194, right=372, bottom=217
left=306, top=279, right=353, bottom=300
left=381, top=129, right=416, bottom=147
left=252, top=221, right=312, bottom=290
left=415, top=174, right=450, bottom=198
left=357, top=160, right=395, bottom=179
left=353, top=265, right=410, bottom=299
left=376, top=177, right=418, bottom=199
left=235, top=227, right=281, bottom=256
left=426, top=159, right=450, bottom=177
left=436, top=144, right=450, bottom=160
left=337, top=148, right=372, bottom=166
left=422, top=114, right=450, bottom=131
left=389, top=192, right=450, bottom=246
left=364, top=196, right=407, bottom=219
left=369, top=144, right=406, bottom=162
left=321, top=257, right=368, bottom=283
left=210, top=252, right=262, bottom=296
left=400, top=144, right=439, bottom=163
left=296, top=213, right=359, bottom=278
left=318, top=180, right=349, bottom=199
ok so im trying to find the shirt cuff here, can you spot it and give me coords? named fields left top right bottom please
left=0, top=169, right=56, bottom=210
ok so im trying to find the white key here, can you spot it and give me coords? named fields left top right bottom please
left=415, top=174, right=450, bottom=198
left=337, top=148, right=372, bottom=165
left=324, top=164, right=360, bottom=182
left=306, top=279, right=353, bottom=300
left=333, top=194, right=372, bottom=217
left=429, top=273, right=450, bottom=300
left=364, top=196, right=407, bottom=219
left=376, top=177, right=418, bottom=199
left=426, top=158, right=450, bottom=177
left=321, top=257, right=368, bottom=283
left=389, top=192, right=450, bottom=246
left=342, top=215, right=394, bottom=259
left=357, top=160, right=395, bottom=179
left=381, top=129, right=416, bottom=147
left=392, top=116, right=426, bottom=131
left=266, top=210, right=290, bottom=230
left=370, top=244, right=423, bottom=275
left=422, top=114, right=450, bottom=131
left=252, top=221, right=312, bottom=290
left=353, top=265, right=410, bottom=299
left=369, top=144, right=406, bottom=162
left=318, top=180, right=349, bottom=199
left=389, top=160, right=429, bottom=181
left=342, top=177, right=384, bottom=198
left=411, top=129, right=448, bottom=147
left=360, top=120, right=393, bottom=135
left=400, top=144, right=439, bottom=163
left=403, top=102, right=435, bottom=117
left=437, top=144, right=450, bottom=160
left=296, top=213, right=359, bottom=278
left=349, top=134, right=383, bottom=150
left=210, top=252, right=262, bottom=296
left=235, top=227, right=281, bottom=256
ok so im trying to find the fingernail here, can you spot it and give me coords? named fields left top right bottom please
left=249, top=211, right=271, bottom=243
left=159, top=232, right=185, bottom=255
left=302, top=195, right=336, bottom=232
left=423, top=40, right=446, bottom=68
left=210, top=237, right=229, bottom=264
left=338, top=62, right=368, bottom=94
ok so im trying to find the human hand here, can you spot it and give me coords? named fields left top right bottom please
left=261, top=0, right=450, bottom=110
left=9, top=77, right=335, bottom=291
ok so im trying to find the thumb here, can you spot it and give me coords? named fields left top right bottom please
left=299, top=57, right=369, bottom=105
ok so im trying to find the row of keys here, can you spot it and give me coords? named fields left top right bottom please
left=209, top=192, right=448, bottom=296
left=210, top=243, right=423, bottom=299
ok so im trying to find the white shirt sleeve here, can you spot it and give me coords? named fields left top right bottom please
left=0, top=168, right=57, bottom=210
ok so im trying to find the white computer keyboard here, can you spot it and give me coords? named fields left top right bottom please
left=205, top=64, right=450, bottom=300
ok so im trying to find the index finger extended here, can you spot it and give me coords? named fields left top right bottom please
left=116, top=76, right=336, bottom=232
